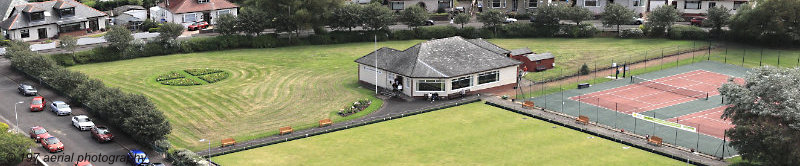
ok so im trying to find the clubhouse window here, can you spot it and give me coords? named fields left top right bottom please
left=478, top=71, right=499, bottom=84
left=417, top=80, right=444, bottom=92
left=451, top=76, right=472, bottom=90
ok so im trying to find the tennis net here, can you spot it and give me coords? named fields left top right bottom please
left=630, top=76, right=708, bottom=100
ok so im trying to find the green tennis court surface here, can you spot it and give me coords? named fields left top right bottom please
left=212, top=103, right=683, bottom=165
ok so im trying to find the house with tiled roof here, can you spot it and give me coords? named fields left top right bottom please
left=355, top=36, right=523, bottom=98
left=0, top=0, right=108, bottom=41
left=149, top=0, right=239, bottom=27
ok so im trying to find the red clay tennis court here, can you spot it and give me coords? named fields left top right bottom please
left=668, top=106, right=734, bottom=139
left=570, top=70, right=743, bottom=114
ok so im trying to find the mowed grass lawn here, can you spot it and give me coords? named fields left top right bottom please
left=212, top=103, right=682, bottom=165
left=68, top=37, right=704, bottom=150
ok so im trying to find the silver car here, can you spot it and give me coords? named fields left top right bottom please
left=49, top=101, right=71, bottom=116
left=18, top=83, right=38, bottom=96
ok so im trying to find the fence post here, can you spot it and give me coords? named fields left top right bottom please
left=560, top=69, right=564, bottom=113
left=661, top=48, right=665, bottom=70
left=724, top=47, right=728, bottom=64
left=692, top=42, right=696, bottom=64
left=652, top=112, right=657, bottom=136
left=742, top=49, right=746, bottom=67
left=696, top=125, right=700, bottom=152
left=614, top=103, right=618, bottom=129
left=644, top=50, right=648, bottom=69
left=760, top=48, right=763, bottom=66
left=778, top=51, right=781, bottom=67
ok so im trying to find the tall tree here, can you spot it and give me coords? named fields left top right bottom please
left=361, top=2, right=396, bottom=31
left=646, top=5, right=681, bottom=36
left=58, top=35, right=78, bottom=55
left=237, top=9, right=270, bottom=36
left=477, top=9, right=505, bottom=35
left=705, top=6, right=731, bottom=36
left=400, top=6, right=430, bottom=29
left=532, top=3, right=564, bottom=26
left=728, top=0, right=799, bottom=46
left=215, top=14, right=239, bottom=36
left=328, top=4, right=364, bottom=31
left=104, top=25, right=134, bottom=52
left=719, top=67, right=800, bottom=165
left=454, top=13, right=471, bottom=29
left=244, top=0, right=341, bottom=37
left=0, top=132, right=35, bottom=166
left=600, top=3, right=635, bottom=32
left=157, top=22, right=184, bottom=43
left=564, top=6, right=593, bottom=25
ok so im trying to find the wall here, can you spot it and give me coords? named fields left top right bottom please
left=7, top=24, right=59, bottom=41
left=411, top=65, right=518, bottom=97
left=674, top=0, right=739, bottom=15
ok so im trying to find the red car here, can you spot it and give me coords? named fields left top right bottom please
left=74, top=160, right=93, bottom=166
left=188, top=21, right=209, bottom=31
left=41, top=136, right=64, bottom=153
left=90, top=126, right=113, bottom=143
left=30, top=96, right=45, bottom=111
left=690, top=17, right=706, bottom=26
left=29, top=126, right=49, bottom=142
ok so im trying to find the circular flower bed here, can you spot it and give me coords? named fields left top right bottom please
left=155, top=69, right=230, bottom=86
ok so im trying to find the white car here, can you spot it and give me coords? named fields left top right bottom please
left=504, top=17, right=518, bottom=24
left=632, top=17, right=645, bottom=25
left=49, top=101, right=71, bottom=116
left=72, top=115, right=95, bottom=131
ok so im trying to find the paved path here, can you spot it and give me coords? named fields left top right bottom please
left=196, top=95, right=483, bottom=157
left=482, top=96, right=728, bottom=166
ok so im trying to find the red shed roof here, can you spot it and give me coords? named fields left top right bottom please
left=159, top=0, right=238, bottom=14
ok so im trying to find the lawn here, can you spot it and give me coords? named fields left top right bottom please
left=707, top=44, right=800, bottom=68
left=487, top=38, right=710, bottom=81
left=212, top=103, right=683, bottom=165
left=68, top=37, right=705, bottom=150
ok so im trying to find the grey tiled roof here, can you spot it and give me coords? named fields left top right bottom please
left=466, top=38, right=511, bottom=54
left=1, top=0, right=106, bottom=30
left=510, top=47, right=533, bottom=56
left=524, top=52, right=554, bottom=61
left=355, top=36, right=522, bottom=78
left=0, top=0, right=27, bottom=20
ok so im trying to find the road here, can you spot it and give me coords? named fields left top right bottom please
left=0, top=58, right=167, bottom=166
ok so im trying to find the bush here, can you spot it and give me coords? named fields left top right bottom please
left=50, top=53, right=76, bottom=66
left=580, top=63, right=590, bottom=75
left=148, top=28, right=160, bottom=33
left=619, top=28, right=645, bottom=38
left=436, top=7, right=446, bottom=13
left=415, top=26, right=458, bottom=39
left=501, top=23, right=536, bottom=38
left=456, top=27, right=480, bottom=39
left=391, top=30, right=417, bottom=40
left=167, top=149, right=206, bottom=166
left=0, top=122, right=7, bottom=132
left=668, top=25, right=708, bottom=40
left=562, top=24, right=597, bottom=38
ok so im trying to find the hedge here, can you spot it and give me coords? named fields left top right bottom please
left=5, top=41, right=171, bottom=147
left=668, top=25, right=708, bottom=40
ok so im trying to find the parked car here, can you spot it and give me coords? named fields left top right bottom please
left=188, top=21, right=209, bottom=31
left=90, top=126, right=114, bottom=142
left=424, top=20, right=435, bottom=26
left=49, top=101, right=71, bottom=116
left=150, top=163, right=166, bottom=166
left=72, top=115, right=95, bottom=131
left=127, top=150, right=150, bottom=166
left=30, top=96, right=46, bottom=112
left=632, top=17, right=645, bottom=25
left=74, top=160, right=93, bottom=166
left=41, top=136, right=64, bottom=153
left=503, top=17, right=517, bottom=24
left=690, top=17, right=706, bottom=26
left=29, top=126, right=50, bottom=142
left=18, top=83, right=37, bottom=96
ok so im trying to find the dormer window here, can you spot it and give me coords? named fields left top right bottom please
left=30, top=12, right=44, bottom=21
left=198, top=0, right=209, bottom=4
left=59, top=7, right=75, bottom=17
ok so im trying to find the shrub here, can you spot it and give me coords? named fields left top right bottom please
left=148, top=28, right=160, bottom=33
left=619, top=28, right=645, bottom=38
left=0, top=122, right=7, bottom=132
left=456, top=27, right=480, bottom=39
left=391, top=30, right=417, bottom=40
left=501, top=23, right=536, bottom=38
left=415, top=26, right=458, bottom=39
left=167, top=149, right=206, bottom=166
left=580, top=63, right=590, bottom=75
left=50, top=53, right=76, bottom=66
left=668, top=25, right=708, bottom=40
left=436, top=7, right=446, bottom=13
left=197, top=72, right=229, bottom=83
left=563, top=24, right=597, bottom=38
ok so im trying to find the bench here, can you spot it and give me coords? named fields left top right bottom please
left=576, top=115, right=590, bottom=125
left=220, top=138, right=236, bottom=147
left=319, top=119, right=332, bottom=127
left=279, top=126, right=293, bottom=135
left=648, top=136, right=663, bottom=146
left=522, top=101, right=534, bottom=108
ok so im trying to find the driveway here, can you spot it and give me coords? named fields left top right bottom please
left=0, top=58, right=167, bottom=166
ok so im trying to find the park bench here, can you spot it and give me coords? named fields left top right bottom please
left=522, top=101, right=534, bottom=108
left=648, top=136, right=663, bottom=146
left=220, top=138, right=236, bottom=147
left=279, top=126, right=293, bottom=135
left=319, top=119, right=332, bottom=127
left=576, top=115, right=590, bottom=125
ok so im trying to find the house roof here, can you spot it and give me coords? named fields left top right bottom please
left=510, top=47, right=533, bottom=56
left=0, top=0, right=27, bottom=20
left=524, top=52, right=555, bottom=61
left=355, top=36, right=522, bottom=78
left=110, top=5, right=145, bottom=16
left=0, top=0, right=107, bottom=30
left=158, top=0, right=239, bottom=14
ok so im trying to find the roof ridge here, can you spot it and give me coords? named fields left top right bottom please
left=406, top=44, right=422, bottom=77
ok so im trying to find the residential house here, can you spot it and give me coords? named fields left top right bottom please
left=1, top=0, right=108, bottom=41
left=573, top=0, right=648, bottom=16
left=388, top=0, right=455, bottom=12
left=355, top=36, right=523, bottom=98
left=107, top=5, right=146, bottom=30
left=149, top=0, right=239, bottom=27
left=669, top=0, right=748, bottom=17
left=508, top=47, right=554, bottom=72
left=478, top=0, right=551, bottom=14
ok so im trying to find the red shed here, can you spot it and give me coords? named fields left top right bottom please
left=508, top=48, right=555, bottom=72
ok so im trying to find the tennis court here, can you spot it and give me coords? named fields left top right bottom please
left=529, top=61, right=749, bottom=158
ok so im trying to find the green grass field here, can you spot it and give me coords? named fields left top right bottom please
left=212, top=103, right=683, bottom=165
left=707, top=45, right=800, bottom=68
left=68, top=38, right=704, bottom=150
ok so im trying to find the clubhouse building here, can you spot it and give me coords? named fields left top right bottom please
left=355, top=36, right=522, bottom=98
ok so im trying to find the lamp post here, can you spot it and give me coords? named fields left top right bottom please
left=199, top=139, right=210, bottom=166
left=14, top=101, right=23, bottom=133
